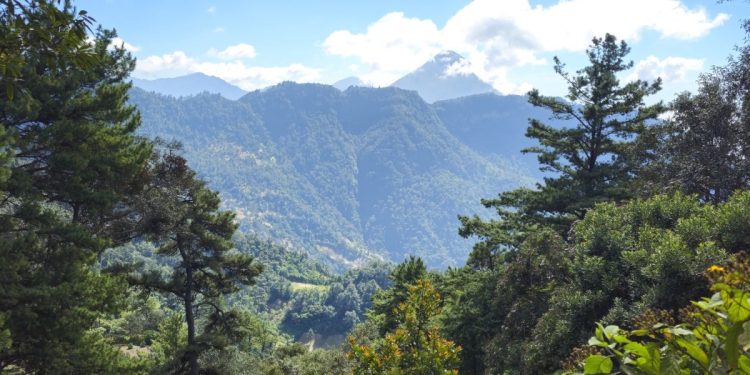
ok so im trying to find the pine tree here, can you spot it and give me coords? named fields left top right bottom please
left=0, top=1, right=153, bottom=371
left=368, top=256, right=427, bottom=334
left=127, top=150, right=262, bottom=375
left=459, top=34, right=664, bottom=268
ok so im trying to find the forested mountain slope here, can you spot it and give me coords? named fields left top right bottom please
left=130, top=83, right=535, bottom=269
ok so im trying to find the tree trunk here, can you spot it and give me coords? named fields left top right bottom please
left=184, top=260, right=198, bottom=375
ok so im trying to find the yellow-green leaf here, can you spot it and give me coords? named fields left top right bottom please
left=583, top=355, right=613, bottom=374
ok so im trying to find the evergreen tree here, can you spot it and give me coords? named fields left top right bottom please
left=368, top=256, right=427, bottom=334
left=653, top=74, right=748, bottom=202
left=459, top=34, right=664, bottom=268
left=0, top=1, right=152, bottom=371
left=645, top=22, right=750, bottom=203
left=127, top=150, right=262, bottom=375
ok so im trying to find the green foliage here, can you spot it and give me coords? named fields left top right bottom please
left=121, top=150, right=263, bottom=374
left=369, top=256, right=428, bottom=334
left=460, top=34, right=664, bottom=268
left=473, top=230, right=572, bottom=373
left=281, top=261, right=391, bottom=339
left=0, top=1, right=155, bottom=371
left=97, top=294, right=168, bottom=348
left=520, top=193, right=730, bottom=373
left=642, top=20, right=750, bottom=203
left=148, top=312, right=188, bottom=373
left=0, top=0, right=95, bottom=105
left=445, top=192, right=750, bottom=373
left=349, top=279, right=461, bottom=375
left=645, top=75, right=749, bottom=203
left=568, top=254, right=750, bottom=374
left=257, top=345, right=352, bottom=375
left=235, top=234, right=332, bottom=284
left=0, top=313, right=10, bottom=353
left=438, top=267, right=496, bottom=374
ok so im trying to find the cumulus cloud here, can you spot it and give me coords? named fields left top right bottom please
left=90, top=36, right=140, bottom=53
left=627, top=56, right=705, bottom=83
left=323, top=0, right=728, bottom=92
left=448, top=0, right=729, bottom=53
left=134, top=50, right=319, bottom=91
left=209, top=43, right=257, bottom=59
left=443, top=59, right=473, bottom=77
left=192, top=62, right=320, bottom=90
left=135, top=51, right=195, bottom=77
left=110, top=37, right=140, bottom=52
left=323, top=12, right=442, bottom=85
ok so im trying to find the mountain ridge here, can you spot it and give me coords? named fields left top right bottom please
left=130, top=83, right=539, bottom=269
left=132, top=72, right=248, bottom=100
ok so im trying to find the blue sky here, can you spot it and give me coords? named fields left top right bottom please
left=78, top=0, right=750, bottom=101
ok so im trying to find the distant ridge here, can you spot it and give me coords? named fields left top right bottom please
left=132, top=72, right=247, bottom=100
left=332, top=76, right=367, bottom=91
left=391, top=51, right=495, bottom=103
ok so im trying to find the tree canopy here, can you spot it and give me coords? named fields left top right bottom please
left=460, top=34, right=664, bottom=269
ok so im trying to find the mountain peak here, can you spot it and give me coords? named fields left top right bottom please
left=390, top=51, right=495, bottom=103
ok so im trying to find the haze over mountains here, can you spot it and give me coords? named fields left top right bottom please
left=130, top=80, right=546, bottom=269
left=132, top=51, right=496, bottom=104
left=126, top=51, right=558, bottom=269
left=132, top=72, right=248, bottom=100
left=332, top=76, right=367, bottom=91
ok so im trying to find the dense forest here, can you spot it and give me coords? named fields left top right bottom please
left=2, top=1, right=750, bottom=374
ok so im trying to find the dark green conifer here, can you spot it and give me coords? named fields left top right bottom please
left=128, top=150, right=262, bottom=374
left=460, top=34, right=664, bottom=268
left=0, top=1, right=152, bottom=371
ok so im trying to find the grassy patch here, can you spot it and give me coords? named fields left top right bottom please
left=290, top=282, right=329, bottom=293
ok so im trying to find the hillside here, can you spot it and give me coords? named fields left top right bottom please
left=132, top=72, right=248, bottom=100
left=433, top=93, right=568, bottom=178
left=130, top=83, right=536, bottom=269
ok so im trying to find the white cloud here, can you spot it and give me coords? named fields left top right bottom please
left=209, top=43, right=257, bottom=59
left=323, top=12, right=442, bottom=86
left=192, top=62, right=320, bottom=90
left=449, top=0, right=729, bottom=53
left=658, top=110, right=676, bottom=121
left=136, top=51, right=195, bottom=77
left=134, top=50, right=320, bottom=91
left=443, top=59, right=473, bottom=77
left=627, top=56, right=704, bottom=83
left=94, top=36, right=141, bottom=53
left=323, top=0, right=728, bottom=93
left=207, top=6, right=216, bottom=14
left=213, top=27, right=225, bottom=33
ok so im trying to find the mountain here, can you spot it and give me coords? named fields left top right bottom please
left=131, top=72, right=247, bottom=100
left=391, top=51, right=495, bottom=103
left=434, top=93, right=547, bottom=178
left=332, top=76, right=366, bottom=90
left=130, top=83, right=536, bottom=269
